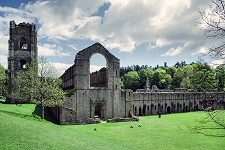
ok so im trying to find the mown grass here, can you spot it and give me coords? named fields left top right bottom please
left=0, top=98, right=225, bottom=150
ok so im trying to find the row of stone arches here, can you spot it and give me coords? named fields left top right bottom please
left=133, top=102, right=199, bottom=116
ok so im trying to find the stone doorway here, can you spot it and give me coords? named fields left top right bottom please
left=95, top=103, right=104, bottom=118
left=195, top=104, right=199, bottom=111
left=185, top=105, right=188, bottom=112
left=143, top=104, right=146, bottom=115
left=167, top=106, right=171, bottom=113
left=139, top=107, right=142, bottom=116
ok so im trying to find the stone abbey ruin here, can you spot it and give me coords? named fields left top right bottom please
left=7, top=21, right=225, bottom=124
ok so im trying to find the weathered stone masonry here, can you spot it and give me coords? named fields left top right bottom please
left=56, top=43, right=123, bottom=124
left=6, top=21, right=38, bottom=103
left=123, top=90, right=225, bottom=117
left=56, top=43, right=225, bottom=125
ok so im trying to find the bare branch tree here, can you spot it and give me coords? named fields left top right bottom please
left=198, top=0, right=225, bottom=59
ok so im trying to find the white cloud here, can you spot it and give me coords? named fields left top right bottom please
left=13, top=0, right=206, bottom=53
left=192, top=47, right=209, bottom=55
left=0, top=0, right=216, bottom=70
left=24, top=0, right=104, bottom=40
left=209, top=59, right=225, bottom=68
left=151, top=0, right=191, bottom=29
left=38, top=44, right=70, bottom=57
left=0, top=55, right=7, bottom=68
left=162, top=47, right=183, bottom=56
left=68, top=44, right=78, bottom=51
left=51, top=62, right=73, bottom=77
left=151, top=38, right=172, bottom=49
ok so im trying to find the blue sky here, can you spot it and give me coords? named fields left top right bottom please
left=0, top=0, right=222, bottom=76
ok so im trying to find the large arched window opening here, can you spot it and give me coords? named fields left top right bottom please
left=90, top=53, right=107, bottom=87
left=20, top=37, right=27, bottom=50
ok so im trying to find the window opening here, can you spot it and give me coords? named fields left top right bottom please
left=20, top=60, right=27, bottom=69
left=90, top=53, right=107, bottom=87
left=20, top=37, right=27, bottom=50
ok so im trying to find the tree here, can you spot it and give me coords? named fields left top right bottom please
left=0, top=64, right=7, bottom=97
left=198, top=0, right=225, bottom=59
left=215, top=65, right=225, bottom=91
left=172, top=67, right=184, bottom=89
left=12, top=57, right=66, bottom=119
left=152, top=68, right=172, bottom=89
left=138, top=68, right=154, bottom=89
left=166, top=66, right=176, bottom=78
left=190, top=63, right=217, bottom=92
left=180, top=65, right=194, bottom=89
left=185, top=2, right=225, bottom=136
left=121, top=71, right=140, bottom=91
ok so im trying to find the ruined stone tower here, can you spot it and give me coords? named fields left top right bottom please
left=6, top=21, right=38, bottom=103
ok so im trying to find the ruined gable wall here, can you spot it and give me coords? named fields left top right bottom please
left=59, top=43, right=125, bottom=124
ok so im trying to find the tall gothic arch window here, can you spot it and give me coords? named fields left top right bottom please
left=90, top=53, right=107, bottom=87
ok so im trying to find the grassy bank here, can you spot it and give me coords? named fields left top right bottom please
left=0, top=99, right=224, bottom=150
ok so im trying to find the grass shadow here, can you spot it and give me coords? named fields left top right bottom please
left=0, top=109, right=35, bottom=120
left=32, top=105, right=58, bottom=124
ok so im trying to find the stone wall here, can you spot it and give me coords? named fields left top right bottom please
left=123, top=90, right=225, bottom=117
left=90, top=67, right=107, bottom=87
left=58, top=43, right=123, bottom=124
left=58, top=42, right=225, bottom=125
left=60, top=65, right=75, bottom=90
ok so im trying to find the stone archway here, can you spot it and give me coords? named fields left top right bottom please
left=89, top=53, right=108, bottom=88
left=151, top=104, right=154, bottom=114
left=158, top=103, right=161, bottom=113
left=73, top=43, right=120, bottom=90
left=167, top=106, right=171, bottom=113
left=143, top=104, right=146, bottom=115
left=139, top=107, right=142, bottom=116
left=177, top=103, right=180, bottom=112
left=95, top=103, right=104, bottom=118
left=134, top=107, right=137, bottom=116
left=185, top=105, right=188, bottom=112
left=195, top=104, right=199, bottom=111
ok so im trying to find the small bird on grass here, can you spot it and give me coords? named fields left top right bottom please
left=138, top=125, right=142, bottom=127
left=130, top=126, right=133, bottom=128
left=93, top=128, right=97, bottom=131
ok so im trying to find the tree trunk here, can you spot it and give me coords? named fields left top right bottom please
left=41, top=98, right=44, bottom=119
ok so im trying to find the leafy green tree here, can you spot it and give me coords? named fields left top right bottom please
left=122, top=71, right=140, bottom=91
left=215, top=65, right=225, bottom=91
left=180, top=65, right=194, bottom=89
left=0, top=64, right=7, bottom=97
left=12, top=57, right=66, bottom=119
left=152, top=68, right=172, bottom=89
left=190, top=63, right=217, bottom=92
left=166, top=66, right=176, bottom=78
left=172, top=67, right=184, bottom=89
left=138, top=68, right=154, bottom=88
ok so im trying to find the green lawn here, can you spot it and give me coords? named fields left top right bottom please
left=0, top=98, right=225, bottom=150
